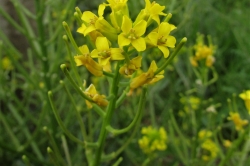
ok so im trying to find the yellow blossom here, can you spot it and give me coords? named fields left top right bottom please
left=130, top=61, right=164, bottom=89
left=201, top=139, right=219, bottom=161
left=84, top=84, right=108, bottom=108
left=180, top=96, right=200, bottom=113
left=147, top=22, right=176, bottom=58
left=227, top=112, right=248, bottom=131
left=74, top=45, right=103, bottom=77
left=2, top=56, right=13, bottom=70
left=91, top=37, right=124, bottom=66
left=223, top=140, right=232, bottom=148
left=119, top=56, right=142, bottom=76
left=135, top=0, right=166, bottom=25
left=118, top=15, right=147, bottom=51
left=198, top=130, right=212, bottom=140
left=78, top=4, right=117, bottom=40
left=239, top=90, right=250, bottom=114
left=138, top=126, right=167, bottom=154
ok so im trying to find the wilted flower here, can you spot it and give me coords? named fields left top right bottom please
left=84, top=84, right=108, bottom=108
left=119, top=56, right=142, bottom=76
left=74, top=45, right=103, bottom=76
left=130, top=61, right=164, bottom=89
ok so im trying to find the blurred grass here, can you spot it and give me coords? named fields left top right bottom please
left=1, top=0, right=250, bottom=165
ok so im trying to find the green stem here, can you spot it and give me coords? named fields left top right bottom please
left=48, top=91, right=85, bottom=146
left=155, top=37, right=187, bottom=75
left=60, top=80, right=88, bottom=140
left=106, top=87, right=147, bottom=135
left=62, top=21, right=82, bottom=54
left=93, top=62, right=122, bottom=166
left=61, top=135, right=72, bottom=166
left=60, top=64, right=94, bottom=102
left=218, top=127, right=249, bottom=166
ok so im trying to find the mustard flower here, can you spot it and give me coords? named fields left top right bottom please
left=138, top=126, right=167, bottom=154
left=107, top=0, right=128, bottom=11
left=198, top=129, right=212, bottom=140
left=2, top=56, right=13, bottom=70
left=84, top=84, right=109, bottom=109
left=130, top=61, right=164, bottom=89
left=78, top=4, right=117, bottom=40
left=147, top=22, right=176, bottom=58
left=91, top=37, right=124, bottom=66
left=118, top=15, right=147, bottom=52
left=180, top=96, right=200, bottom=113
left=119, top=56, right=142, bottom=76
left=239, top=90, right=250, bottom=114
left=135, top=0, right=166, bottom=25
left=201, top=139, right=219, bottom=161
left=74, top=45, right=103, bottom=77
left=227, top=112, right=248, bottom=131
left=223, top=140, right=232, bottom=148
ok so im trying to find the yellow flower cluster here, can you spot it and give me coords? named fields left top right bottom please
left=239, top=90, right=250, bottom=114
left=227, top=112, right=248, bottom=131
left=198, top=129, right=219, bottom=161
left=2, top=56, right=13, bottom=70
left=72, top=0, right=178, bottom=95
left=190, top=34, right=215, bottom=67
left=138, top=126, right=167, bottom=154
left=180, top=96, right=201, bottom=113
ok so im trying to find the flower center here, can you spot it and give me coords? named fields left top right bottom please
left=127, top=29, right=138, bottom=40
left=89, top=16, right=98, bottom=26
left=157, top=35, right=167, bottom=45
left=98, top=50, right=111, bottom=58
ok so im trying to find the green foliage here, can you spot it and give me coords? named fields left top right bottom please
left=1, top=0, right=250, bottom=165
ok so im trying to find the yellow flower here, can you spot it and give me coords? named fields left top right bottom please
left=227, top=112, right=248, bottom=131
left=180, top=96, right=200, bottom=113
left=118, top=15, right=147, bottom=51
left=147, top=22, right=176, bottom=58
left=107, top=0, right=128, bottom=11
left=84, top=84, right=109, bottom=108
left=198, top=130, right=212, bottom=140
left=74, top=45, right=103, bottom=77
left=138, top=126, right=167, bottom=154
left=130, top=61, right=164, bottom=89
left=78, top=4, right=117, bottom=40
left=201, top=139, right=219, bottom=161
left=91, top=37, right=124, bottom=66
left=135, top=0, right=166, bottom=25
left=223, top=140, right=232, bottom=148
left=2, top=57, right=13, bottom=70
left=239, top=90, right=250, bottom=114
left=119, top=56, right=142, bottom=76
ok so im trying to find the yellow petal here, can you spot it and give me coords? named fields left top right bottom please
left=133, top=20, right=147, bottom=37
left=130, top=73, right=148, bottom=89
left=165, top=36, right=176, bottom=48
left=118, top=34, right=131, bottom=47
left=77, top=24, right=87, bottom=34
left=79, top=45, right=90, bottom=54
left=96, top=37, right=109, bottom=51
left=74, top=56, right=86, bottom=66
left=91, top=49, right=99, bottom=58
left=147, top=32, right=158, bottom=46
left=131, top=56, right=142, bottom=68
left=158, top=45, right=170, bottom=58
left=131, top=37, right=146, bottom=51
left=81, top=11, right=97, bottom=23
left=98, top=4, right=106, bottom=17
left=121, top=16, right=132, bottom=34
left=84, top=25, right=96, bottom=36
left=100, top=57, right=111, bottom=66
left=110, top=48, right=124, bottom=60
left=158, top=22, right=171, bottom=37
left=85, top=84, right=97, bottom=94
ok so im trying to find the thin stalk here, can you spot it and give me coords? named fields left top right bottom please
left=93, top=62, right=122, bottom=166
left=106, top=87, right=147, bottom=135
left=60, top=80, right=88, bottom=140
left=61, top=135, right=72, bottom=166
left=155, top=37, right=187, bottom=75
left=35, top=0, right=51, bottom=90
left=48, top=91, right=85, bottom=146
